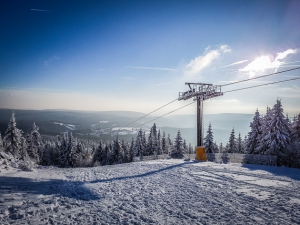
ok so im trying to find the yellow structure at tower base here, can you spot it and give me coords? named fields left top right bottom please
left=195, top=146, right=207, bottom=161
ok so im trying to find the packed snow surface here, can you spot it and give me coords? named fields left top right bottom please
left=0, top=160, right=300, bottom=224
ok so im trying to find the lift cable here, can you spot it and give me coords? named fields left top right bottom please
left=121, top=98, right=178, bottom=128
left=104, top=68, right=300, bottom=133
left=223, top=77, right=300, bottom=93
left=137, top=77, right=300, bottom=127
left=134, top=101, right=196, bottom=128
left=221, top=67, right=300, bottom=87
left=99, top=98, right=178, bottom=131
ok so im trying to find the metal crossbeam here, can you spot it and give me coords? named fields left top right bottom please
left=178, top=82, right=223, bottom=146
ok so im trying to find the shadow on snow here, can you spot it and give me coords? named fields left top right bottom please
left=0, top=177, right=100, bottom=201
left=90, top=162, right=191, bottom=184
left=241, top=164, right=300, bottom=181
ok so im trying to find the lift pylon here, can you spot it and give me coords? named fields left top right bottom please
left=178, top=82, right=223, bottom=160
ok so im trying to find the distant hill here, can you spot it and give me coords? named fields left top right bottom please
left=0, top=109, right=253, bottom=145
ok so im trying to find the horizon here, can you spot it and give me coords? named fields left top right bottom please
left=0, top=0, right=299, bottom=115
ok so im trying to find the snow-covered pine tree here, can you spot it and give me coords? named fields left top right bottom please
left=157, top=129, right=161, bottom=155
left=128, top=138, right=134, bottom=163
left=291, top=114, right=300, bottom=143
left=105, top=143, right=113, bottom=165
left=245, top=110, right=261, bottom=154
left=122, top=139, right=129, bottom=163
left=74, top=140, right=85, bottom=167
left=167, top=133, right=173, bottom=148
left=170, top=130, right=184, bottom=158
left=204, top=123, right=215, bottom=153
left=183, top=139, right=187, bottom=154
left=95, top=140, right=105, bottom=165
left=26, top=122, right=44, bottom=163
left=57, top=133, right=68, bottom=167
left=19, top=137, right=29, bottom=161
left=112, top=136, right=123, bottom=164
left=0, top=133, right=3, bottom=152
left=226, top=128, right=238, bottom=153
left=237, top=133, right=243, bottom=153
left=218, top=143, right=223, bottom=153
left=214, top=141, right=219, bottom=153
left=134, top=130, right=143, bottom=160
left=3, top=112, right=23, bottom=158
left=255, top=106, right=272, bottom=154
left=265, top=100, right=291, bottom=164
left=161, top=131, right=167, bottom=155
left=65, top=133, right=78, bottom=167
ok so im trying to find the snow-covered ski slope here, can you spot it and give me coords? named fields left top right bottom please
left=1, top=160, right=300, bottom=224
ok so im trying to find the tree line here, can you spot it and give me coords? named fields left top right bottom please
left=0, top=112, right=191, bottom=169
left=203, top=99, right=300, bottom=168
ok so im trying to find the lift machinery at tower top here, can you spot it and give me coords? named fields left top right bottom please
left=178, top=82, right=223, bottom=160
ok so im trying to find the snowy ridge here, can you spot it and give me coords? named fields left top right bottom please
left=0, top=160, right=299, bottom=224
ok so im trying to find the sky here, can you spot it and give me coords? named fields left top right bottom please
left=0, top=0, right=300, bottom=116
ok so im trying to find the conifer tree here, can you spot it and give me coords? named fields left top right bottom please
left=170, top=130, right=184, bottom=158
left=134, top=130, right=143, bottom=160
left=237, top=133, right=243, bottom=153
left=183, top=139, right=188, bottom=153
left=226, top=128, right=237, bottom=153
left=58, top=133, right=68, bottom=167
left=128, top=138, right=135, bottom=162
left=161, top=131, right=167, bottom=155
left=19, top=137, right=29, bottom=161
left=291, top=114, right=300, bottom=142
left=27, top=122, right=44, bottom=163
left=122, top=139, right=129, bottom=163
left=3, top=112, right=23, bottom=158
left=204, top=123, right=215, bottom=153
left=66, top=133, right=77, bottom=167
left=157, top=129, right=161, bottom=155
left=265, top=100, right=291, bottom=162
left=255, top=107, right=272, bottom=154
left=0, top=133, right=3, bottom=152
left=95, top=140, right=105, bottom=165
left=112, top=136, right=123, bottom=164
left=219, top=143, right=224, bottom=153
left=245, top=110, right=261, bottom=154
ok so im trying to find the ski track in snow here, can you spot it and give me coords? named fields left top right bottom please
left=0, top=160, right=300, bottom=224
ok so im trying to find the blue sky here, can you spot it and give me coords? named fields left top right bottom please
left=0, top=0, right=299, bottom=115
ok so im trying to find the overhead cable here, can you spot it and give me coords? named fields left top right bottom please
left=221, top=67, right=300, bottom=87
left=224, top=77, right=300, bottom=93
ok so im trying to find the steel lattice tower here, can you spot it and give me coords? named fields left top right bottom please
left=178, top=83, right=223, bottom=147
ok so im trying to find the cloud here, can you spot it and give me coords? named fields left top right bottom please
left=239, top=48, right=298, bottom=77
left=226, top=99, right=239, bottom=103
left=44, top=55, right=59, bottom=67
left=126, top=66, right=177, bottom=71
left=31, top=9, right=52, bottom=12
left=216, top=60, right=248, bottom=69
left=185, top=45, right=231, bottom=77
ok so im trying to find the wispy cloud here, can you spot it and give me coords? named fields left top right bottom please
left=239, top=48, right=298, bottom=77
left=126, top=66, right=178, bottom=71
left=226, top=99, right=239, bottom=103
left=44, top=55, right=59, bottom=67
left=31, top=9, right=52, bottom=12
left=215, top=60, right=248, bottom=69
left=185, top=45, right=231, bottom=77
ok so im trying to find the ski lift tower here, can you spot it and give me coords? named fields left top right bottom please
left=178, top=83, right=223, bottom=160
